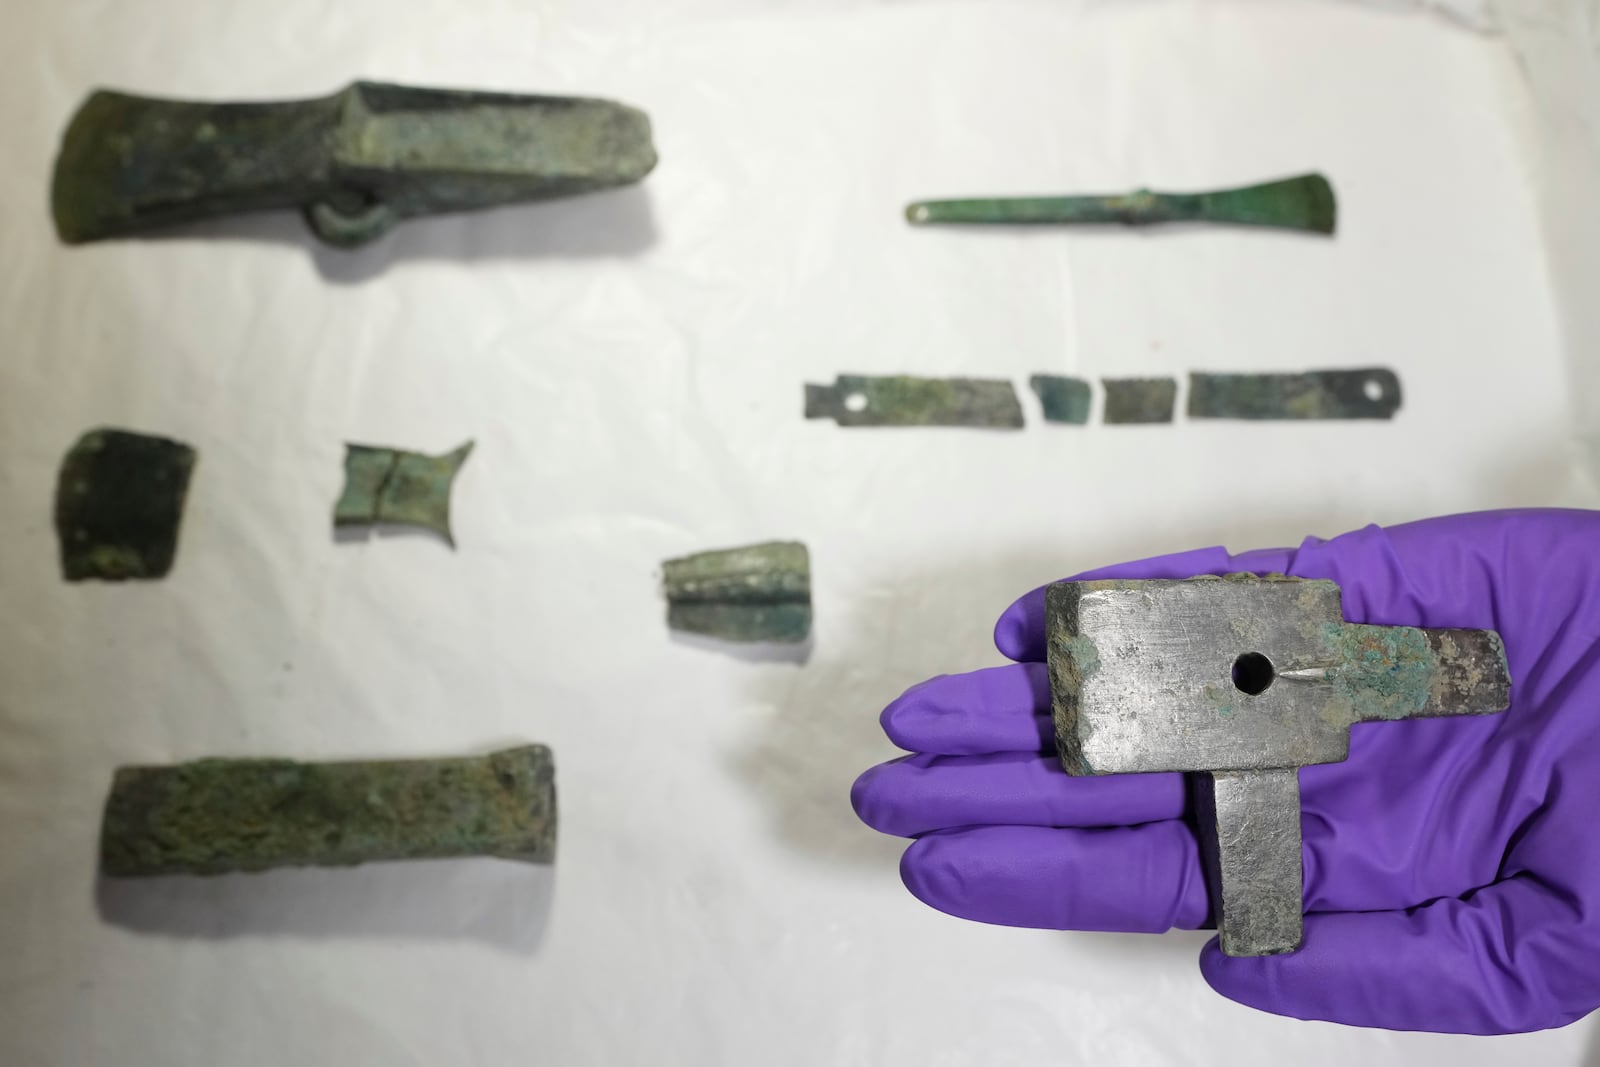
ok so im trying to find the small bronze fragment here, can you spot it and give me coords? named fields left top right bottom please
left=1187, top=368, right=1401, bottom=420
left=1029, top=375, right=1091, bottom=425
left=334, top=441, right=472, bottom=546
left=805, top=375, right=1024, bottom=429
left=101, top=745, right=556, bottom=876
left=55, top=428, right=197, bottom=582
left=905, top=173, right=1335, bottom=234
left=53, top=81, right=657, bottom=247
left=663, top=541, right=811, bottom=643
left=1101, top=377, right=1177, bottom=424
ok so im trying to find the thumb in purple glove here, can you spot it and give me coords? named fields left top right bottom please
left=852, top=510, right=1600, bottom=1034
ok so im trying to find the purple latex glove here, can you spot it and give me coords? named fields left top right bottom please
left=852, top=510, right=1600, bottom=1034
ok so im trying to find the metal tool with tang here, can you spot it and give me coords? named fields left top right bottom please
left=1045, top=576, right=1510, bottom=956
left=906, top=173, right=1335, bottom=234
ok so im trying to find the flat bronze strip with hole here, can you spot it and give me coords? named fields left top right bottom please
left=804, top=375, right=1024, bottom=428
left=1187, top=369, right=1401, bottom=420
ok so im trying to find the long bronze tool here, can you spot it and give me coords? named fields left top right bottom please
left=1046, top=576, right=1509, bottom=956
left=906, top=173, right=1335, bottom=234
left=100, top=745, right=557, bottom=876
left=52, top=81, right=657, bottom=247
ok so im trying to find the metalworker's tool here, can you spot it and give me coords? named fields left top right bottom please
left=906, top=173, right=1335, bottom=234
left=1046, top=576, right=1510, bottom=955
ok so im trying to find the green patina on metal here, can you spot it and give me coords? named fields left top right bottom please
left=53, top=81, right=657, bottom=247
left=1101, top=377, right=1177, bottom=424
left=805, top=374, right=1024, bottom=428
left=55, top=428, right=197, bottom=582
left=905, top=173, right=1335, bottom=234
left=1188, top=369, right=1401, bottom=420
left=334, top=441, right=472, bottom=546
left=100, top=745, right=556, bottom=877
left=1056, top=634, right=1101, bottom=687
left=662, top=541, right=812, bottom=643
left=1029, top=375, right=1091, bottom=425
left=1326, top=622, right=1439, bottom=721
left=1043, top=587, right=1102, bottom=774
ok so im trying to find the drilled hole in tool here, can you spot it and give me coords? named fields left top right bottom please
left=1363, top=379, right=1384, bottom=402
left=843, top=393, right=868, bottom=412
left=1232, top=652, right=1275, bottom=695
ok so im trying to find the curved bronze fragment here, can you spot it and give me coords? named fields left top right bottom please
left=663, top=541, right=812, bottom=643
left=53, top=81, right=657, bottom=247
left=334, top=440, right=473, bottom=546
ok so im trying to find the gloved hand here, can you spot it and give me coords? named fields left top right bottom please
left=852, top=510, right=1600, bottom=1034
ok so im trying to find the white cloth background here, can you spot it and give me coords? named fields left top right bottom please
left=2, top=1, right=1597, bottom=1064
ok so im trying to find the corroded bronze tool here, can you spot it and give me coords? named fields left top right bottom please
left=907, top=173, right=1335, bottom=234
left=53, top=81, right=657, bottom=247
left=101, top=745, right=557, bottom=876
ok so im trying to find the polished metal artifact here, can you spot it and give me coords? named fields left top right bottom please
left=662, top=541, right=811, bottom=643
left=805, top=375, right=1024, bottom=428
left=101, top=745, right=556, bottom=876
left=1029, top=375, right=1092, bottom=425
left=906, top=173, right=1335, bottom=234
left=55, top=428, right=197, bottom=582
left=53, top=81, right=657, bottom=247
left=1045, top=576, right=1510, bottom=956
left=1101, top=377, right=1177, bottom=424
left=334, top=441, right=472, bottom=545
left=1188, top=369, right=1401, bottom=420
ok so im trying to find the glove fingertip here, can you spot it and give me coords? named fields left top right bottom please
left=877, top=693, right=916, bottom=751
left=850, top=761, right=896, bottom=832
left=1195, top=920, right=1358, bottom=1027
left=994, top=589, right=1047, bottom=662
left=899, top=834, right=964, bottom=917
left=1197, top=938, right=1277, bottom=1010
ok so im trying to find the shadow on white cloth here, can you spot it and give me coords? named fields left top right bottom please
left=124, top=185, right=660, bottom=285
left=95, top=857, right=554, bottom=951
